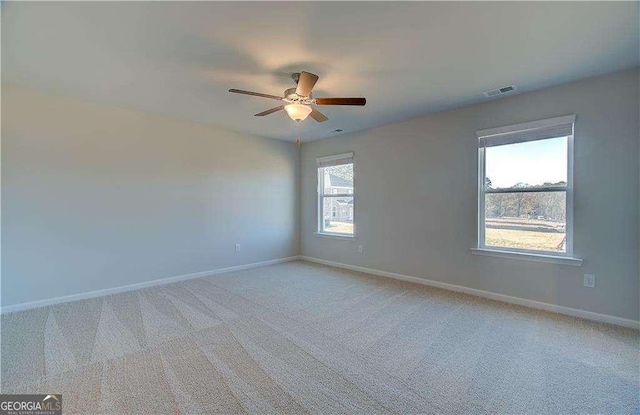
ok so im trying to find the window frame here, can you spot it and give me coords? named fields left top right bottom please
left=476, top=115, right=576, bottom=259
left=317, top=153, right=355, bottom=238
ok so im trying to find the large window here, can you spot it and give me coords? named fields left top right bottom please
left=317, top=153, right=354, bottom=236
left=477, top=115, right=575, bottom=256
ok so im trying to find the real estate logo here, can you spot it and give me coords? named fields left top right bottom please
left=0, top=394, right=62, bottom=415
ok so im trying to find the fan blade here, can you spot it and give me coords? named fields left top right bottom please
left=229, top=89, right=283, bottom=101
left=315, top=98, right=366, bottom=106
left=295, top=71, right=319, bottom=97
left=309, top=108, right=328, bottom=123
left=255, top=105, right=285, bottom=116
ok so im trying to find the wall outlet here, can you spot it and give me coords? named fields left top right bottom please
left=583, top=274, right=596, bottom=288
left=357, top=245, right=363, bottom=254
left=235, top=243, right=241, bottom=252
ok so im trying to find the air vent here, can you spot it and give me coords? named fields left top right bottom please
left=483, top=85, right=517, bottom=98
left=330, top=129, right=344, bottom=133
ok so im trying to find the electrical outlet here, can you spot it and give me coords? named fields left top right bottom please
left=583, top=274, right=596, bottom=288
left=357, top=245, right=363, bottom=254
left=235, top=243, right=241, bottom=252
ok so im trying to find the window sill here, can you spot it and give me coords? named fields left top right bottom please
left=314, top=232, right=355, bottom=240
left=470, top=248, right=583, bottom=266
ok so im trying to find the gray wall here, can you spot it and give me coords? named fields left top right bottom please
left=2, top=85, right=299, bottom=307
left=301, top=69, right=640, bottom=321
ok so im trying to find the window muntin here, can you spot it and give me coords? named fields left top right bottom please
left=317, top=154, right=354, bottom=236
left=478, top=116, right=574, bottom=255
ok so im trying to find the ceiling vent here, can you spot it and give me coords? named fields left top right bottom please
left=483, top=85, right=516, bottom=98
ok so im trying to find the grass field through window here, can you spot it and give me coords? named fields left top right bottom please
left=485, top=228, right=565, bottom=251
left=324, top=221, right=354, bottom=235
left=485, top=217, right=565, bottom=251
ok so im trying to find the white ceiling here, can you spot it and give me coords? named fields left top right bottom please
left=3, top=2, right=638, bottom=142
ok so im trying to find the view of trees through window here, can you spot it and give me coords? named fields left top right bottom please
left=485, top=190, right=566, bottom=252
left=483, top=137, right=568, bottom=252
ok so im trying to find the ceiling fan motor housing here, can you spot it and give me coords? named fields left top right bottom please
left=283, top=87, right=314, bottom=104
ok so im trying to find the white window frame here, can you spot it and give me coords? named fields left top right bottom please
left=316, top=152, right=355, bottom=239
left=473, top=115, right=582, bottom=266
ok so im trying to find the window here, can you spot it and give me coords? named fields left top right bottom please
left=477, top=115, right=575, bottom=257
left=317, top=152, right=354, bottom=236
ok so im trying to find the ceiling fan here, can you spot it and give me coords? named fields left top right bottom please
left=229, top=71, right=366, bottom=123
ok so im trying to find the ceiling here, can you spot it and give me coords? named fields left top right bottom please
left=3, top=2, right=638, bottom=142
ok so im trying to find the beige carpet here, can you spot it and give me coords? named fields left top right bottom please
left=1, top=260, right=638, bottom=414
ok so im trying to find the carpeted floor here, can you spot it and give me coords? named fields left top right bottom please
left=1, top=260, right=638, bottom=414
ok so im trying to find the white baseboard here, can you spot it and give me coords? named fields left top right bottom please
left=299, top=256, right=640, bottom=330
left=0, top=256, right=300, bottom=314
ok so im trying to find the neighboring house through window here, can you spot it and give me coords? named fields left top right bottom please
left=476, top=115, right=576, bottom=258
left=317, top=153, right=354, bottom=236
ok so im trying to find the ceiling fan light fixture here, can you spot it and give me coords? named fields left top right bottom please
left=284, top=104, right=312, bottom=121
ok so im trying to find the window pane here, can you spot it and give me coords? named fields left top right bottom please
left=485, top=137, right=567, bottom=190
left=485, top=191, right=566, bottom=252
left=322, top=196, right=354, bottom=235
left=322, top=163, right=353, bottom=195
